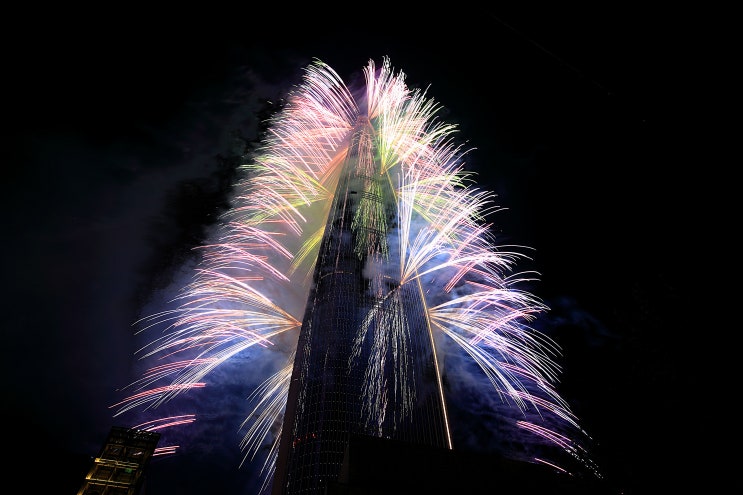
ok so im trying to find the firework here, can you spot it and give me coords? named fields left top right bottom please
left=113, top=57, right=601, bottom=492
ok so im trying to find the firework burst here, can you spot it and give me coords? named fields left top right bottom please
left=113, top=57, right=601, bottom=492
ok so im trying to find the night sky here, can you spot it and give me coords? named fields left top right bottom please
left=4, top=6, right=706, bottom=495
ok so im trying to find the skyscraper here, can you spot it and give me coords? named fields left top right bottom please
left=114, top=57, right=601, bottom=495
left=271, top=123, right=451, bottom=494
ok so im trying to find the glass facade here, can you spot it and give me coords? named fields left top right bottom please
left=273, top=125, right=449, bottom=495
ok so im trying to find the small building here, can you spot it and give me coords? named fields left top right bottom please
left=77, top=426, right=160, bottom=495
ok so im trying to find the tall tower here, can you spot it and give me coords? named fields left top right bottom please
left=114, top=57, right=601, bottom=495
left=272, top=122, right=450, bottom=494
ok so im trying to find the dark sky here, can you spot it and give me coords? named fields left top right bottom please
left=4, top=6, right=707, bottom=495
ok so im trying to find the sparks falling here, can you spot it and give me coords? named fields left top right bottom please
left=113, top=57, right=601, bottom=492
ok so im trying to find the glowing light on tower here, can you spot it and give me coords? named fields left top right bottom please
left=113, top=57, right=601, bottom=494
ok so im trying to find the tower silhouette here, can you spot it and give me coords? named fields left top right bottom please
left=271, top=123, right=451, bottom=494
left=115, top=57, right=603, bottom=495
